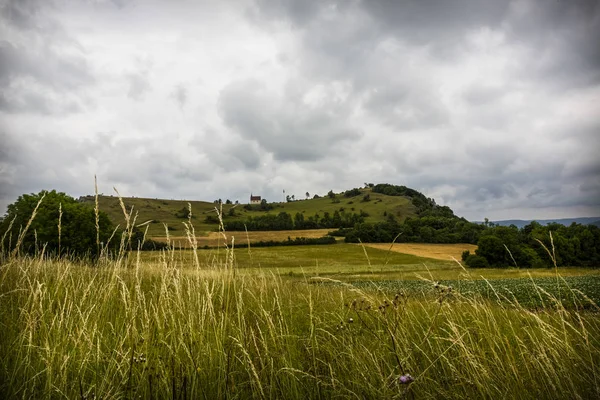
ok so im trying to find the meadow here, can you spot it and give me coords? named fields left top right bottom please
left=80, top=190, right=416, bottom=236
left=2, top=242, right=600, bottom=399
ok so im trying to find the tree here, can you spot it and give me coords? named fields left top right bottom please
left=475, top=235, right=507, bottom=267
left=175, top=207, right=191, bottom=219
left=306, top=192, right=310, bottom=200
left=0, top=190, right=114, bottom=258
left=327, top=190, right=336, bottom=199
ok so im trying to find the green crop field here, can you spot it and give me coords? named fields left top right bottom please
left=2, top=243, right=600, bottom=398
left=141, top=243, right=600, bottom=281
left=79, top=188, right=416, bottom=237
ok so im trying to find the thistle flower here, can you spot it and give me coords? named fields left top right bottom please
left=399, top=374, right=414, bottom=384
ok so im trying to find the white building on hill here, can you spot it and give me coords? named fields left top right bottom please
left=250, top=194, right=262, bottom=204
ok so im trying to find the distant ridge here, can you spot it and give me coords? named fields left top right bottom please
left=475, top=217, right=600, bottom=229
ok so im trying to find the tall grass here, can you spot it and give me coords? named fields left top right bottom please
left=1, top=251, right=599, bottom=399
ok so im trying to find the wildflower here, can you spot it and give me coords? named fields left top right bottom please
left=348, top=317, right=354, bottom=323
left=399, top=374, right=414, bottom=384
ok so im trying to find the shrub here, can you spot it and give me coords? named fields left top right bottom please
left=465, top=254, right=489, bottom=268
left=344, top=188, right=362, bottom=198
left=461, top=250, right=470, bottom=261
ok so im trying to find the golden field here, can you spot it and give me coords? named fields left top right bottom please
left=361, top=242, right=477, bottom=261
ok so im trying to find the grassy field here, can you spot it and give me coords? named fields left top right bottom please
left=141, top=243, right=600, bottom=281
left=80, top=188, right=416, bottom=236
left=2, top=240, right=600, bottom=399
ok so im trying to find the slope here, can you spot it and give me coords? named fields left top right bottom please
left=79, top=188, right=418, bottom=237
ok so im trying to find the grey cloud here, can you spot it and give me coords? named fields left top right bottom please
left=250, top=0, right=325, bottom=27
left=194, top=134, right=263, bottom=172
left=0, top=87, right=83, bottom=115
left=474, top=181, right=518, bottom=202
left=0, top=41, right=93, bottom=90
left=462, top=85, right=505, bottom=106
left=364, top=85, right=449, bottom=129
left=0, top=4, right=93, bottom=117
left=0, top=0, right=47, bottom=31
left=505, top=0, right=600, bottom=87
left=218, top=79, right=362, bottom=162
left=171, top=84, right=188, bottom=109
left=127, top=72, right=151, bottom=101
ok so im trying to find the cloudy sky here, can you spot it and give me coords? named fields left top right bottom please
left=1, top=0, right=599, bottom=221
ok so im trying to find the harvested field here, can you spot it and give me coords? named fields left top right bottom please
left=153, top=228, right=334, bottom=247
left=360, top=242, right=477, bottom=261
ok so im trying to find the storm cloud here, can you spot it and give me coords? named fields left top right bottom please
left=1, top=0, right=599, bottom=220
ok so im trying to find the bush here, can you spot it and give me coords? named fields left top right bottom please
left=344, top=188, right=362, bottom=198
left=175, top=207, right=190, bottom=219
left=461, top=250, right=470, bottom=261
left=204, top=215, right=220, bottom=224
left=465, top=254, right=489, bottom=268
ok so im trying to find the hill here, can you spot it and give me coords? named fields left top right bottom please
left=79, top=187, right=418, bottom=237
left=486, top=217, right=600, bottom=229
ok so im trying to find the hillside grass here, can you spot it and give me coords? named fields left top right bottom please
left=80, top=189, right=417, bottom=237
left=1, top=251, right=599, bottom=399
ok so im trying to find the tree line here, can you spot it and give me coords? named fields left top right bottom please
left=224, top=210, right=366, bottom=231
left=463, top=222, right=600, bottom=268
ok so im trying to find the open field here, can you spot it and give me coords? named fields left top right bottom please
left=154, top=228, right=336, bottom=247
left=1, top=249, right=600, bottom=399
left=80, top=189, right=417, bottom=236
left=140, top=244, right=600, bottom=281
left=362, top=243, right=478, bottom=261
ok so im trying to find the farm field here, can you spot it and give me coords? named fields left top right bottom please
left=361, top=242, right=478, bottom=261
left=141, top=243, right=600, bottom=281
left=2, top=244, right=600, bottom=398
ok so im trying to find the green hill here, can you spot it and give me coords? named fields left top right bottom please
left=79, top=188, right=418, bottom=237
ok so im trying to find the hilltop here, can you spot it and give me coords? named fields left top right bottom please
left=79, top=186, right=419, bottom=237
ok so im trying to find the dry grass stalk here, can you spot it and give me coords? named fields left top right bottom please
left=58, top=203, right=62, bottom=257
left=11, top=191, right=46, bottom=258
left=0, top=215, right=17, bottom=258
left=183, top=202, right=200, bottom=270
left=504, top=244, right=519, bottom=268
left=94, top=175, right=100, bottom=257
